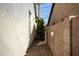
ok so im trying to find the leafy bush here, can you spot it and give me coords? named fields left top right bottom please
left=36, top=17, right=45, bottom=40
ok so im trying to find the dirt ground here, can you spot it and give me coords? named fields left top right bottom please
left=25, top=40, right=52, bottom=56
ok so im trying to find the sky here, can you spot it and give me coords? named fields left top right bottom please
left=40, top=3, right=52, bottom=25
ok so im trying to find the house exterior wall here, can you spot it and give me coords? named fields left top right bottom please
left=0, top=3, right=36, bottom=56
left=49, top=3, right=79, bottom=25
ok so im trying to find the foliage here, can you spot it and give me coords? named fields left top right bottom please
left=36, top=17, right=45, bottom=40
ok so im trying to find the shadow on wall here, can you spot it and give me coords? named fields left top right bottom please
left=25, top=25, right=36, bottom=55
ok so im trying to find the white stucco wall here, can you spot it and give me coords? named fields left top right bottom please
left=0, top=3, right=35, bottom=56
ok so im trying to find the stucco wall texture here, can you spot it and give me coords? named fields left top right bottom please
left=49, top=3, right=79, bottom=25
left=0, top=3, right=35, bottom=56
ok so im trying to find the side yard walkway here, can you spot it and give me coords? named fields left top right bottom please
left=25, top=40, right=52, bottom=56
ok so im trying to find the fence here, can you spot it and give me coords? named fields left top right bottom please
left=47, top=16, right=79, bottom=56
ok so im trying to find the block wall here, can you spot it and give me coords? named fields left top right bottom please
left=48, top=19, right=70, bottom=56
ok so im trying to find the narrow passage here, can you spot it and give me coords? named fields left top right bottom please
left=25, top=40, right=52, bottom=56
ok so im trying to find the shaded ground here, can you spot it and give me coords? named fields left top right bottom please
left=25, top=40, right=52, bottom=56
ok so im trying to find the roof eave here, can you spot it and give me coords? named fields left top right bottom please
left=47, top=3, right=55, bottom=26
